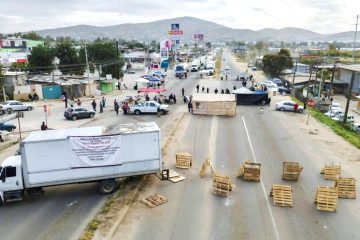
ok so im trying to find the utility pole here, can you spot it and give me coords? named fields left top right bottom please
left=84, top=42, right=91, bottom=97
left=352, top=15, right=359, bottom=63
left=344, top=71, right=355, bottom=124
left=318, top=56, right=326, bottom=98
left=116, top=41, right=120, bottom=80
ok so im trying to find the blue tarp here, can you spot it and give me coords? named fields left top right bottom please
left=254, top=90, right=266, bottom=94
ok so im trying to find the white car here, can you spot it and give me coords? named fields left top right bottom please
left=352, top=123, right=360, bottom=132
left=324, top=110, right=343, bottom=118
left=261, top=81, right=278, bottom=89
left=275, top=101, right=304, bottom=113
left=329, top=102, right=341, bottom=111
left=0, top=100, right=33, bottom=113
left=331, top=114, right=354, bottom=123
left=129, top=101, right=169, bottom=115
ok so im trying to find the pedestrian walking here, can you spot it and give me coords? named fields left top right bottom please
left=99, top=101, right=104, bottom=113
left=41, top=122, right=48, bottom=131
left=294, top=102, right=299, bottom=113
left=101, top=97, right=106, bottom=108
left=77, top=98, right=81, bottom=106
left=69, top=97, right=74, bottom=107
left=91, top=100, right=97, bottom=111
left=173, top=94, right=177, bottom=104
left=62, top=91, right=68, bottom=108
left=114, top=101, right=119, bottom=115
left=188, top=101, right=193, bottom=113
left=206, top=87, right=209, bottom=93
left=122, top=102, right=129, bottom=114
left=196, top=84, right=200, bottom=93
left=202, top=86, right=205, bottom=93
left=182, top=88, right=185, bottom=97
left=157, top=105, right=161, bottom=117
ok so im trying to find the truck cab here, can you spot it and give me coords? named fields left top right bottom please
left=0, top=155, right=24, bottom=204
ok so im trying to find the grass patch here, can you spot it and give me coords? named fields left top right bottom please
left=79, top=219, right=100, bottom=240
left=292, top=97, right=360, bottom=148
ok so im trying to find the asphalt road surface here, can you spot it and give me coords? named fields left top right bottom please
left=110, top=52, right=360, bottom=240
left=0, top=69, right=200, bottom=240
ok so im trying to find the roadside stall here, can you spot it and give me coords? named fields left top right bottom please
left=191, top=93, right=236, bottom=116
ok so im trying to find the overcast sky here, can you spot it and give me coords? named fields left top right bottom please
left=0, top=0, right=358, bottom=34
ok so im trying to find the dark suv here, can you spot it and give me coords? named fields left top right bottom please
left=64, top=107, right=95, bottom=120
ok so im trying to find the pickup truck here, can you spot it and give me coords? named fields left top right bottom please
left=129, top=101, right=170, bottom=115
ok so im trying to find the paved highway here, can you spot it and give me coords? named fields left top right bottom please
left=110, top=51, right=360, bottom=240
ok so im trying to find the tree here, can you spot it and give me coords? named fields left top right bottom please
left=79, top=41, right=124, bottom=79
left=28, top=44, right=54, bottom=74
left=255, top=41, right=266, bottom=57
left=206, top=42, right=211, bottom=49
left=54, top=38, right=84, bottom=75
left=21, top=31, right=42, bottom=40
left=262, top=48, right=293, bottom=77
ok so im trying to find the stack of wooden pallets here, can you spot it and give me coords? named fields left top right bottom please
left=270, top=184, right=293, bottom=207
left=175, top=152, right=192, bottom=169
left=141, top=194, right=168, bottom=208
left=321, top=162, right=341, bottom=180
left=314, top=186, right=338, bottom=212
left=243, top=162, right=261, bottom=182
left=335, top=177, right=356, bottom=199
left=212, top=174, right=232, bottom=197
left=236, top=160, right=250, bottom=178
left=282, top=162, right=303, bottom=181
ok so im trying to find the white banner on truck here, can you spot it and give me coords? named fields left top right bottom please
left=69, top=135, right=122, bottom=167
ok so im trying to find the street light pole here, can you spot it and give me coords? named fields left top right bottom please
left=84, top=42, right=91, bottom=97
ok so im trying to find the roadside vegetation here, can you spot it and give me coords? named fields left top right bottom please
left=292, top=98, right=360, bottom=149
left=215, top=49, right=222, bottom=79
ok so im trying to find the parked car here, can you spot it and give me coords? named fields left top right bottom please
left=64, top=107, right=95, bottom=120
left=331, top=114, right=354, bottom=123
left=0, top=100, right=33, bottom=114
left=272, top=78, right=283, bottom=86
left=0, top=122, right=16, bottom=132
left=324, top=110, right=343, bottom=118
left=129, top=101, right=169, bottom=115
left=278, top=87, right=291, bottom=95
left=261, top=80, right=278, bottom=89
left=152, top=71, right=166, bottom=78
left=252, top=66, right=257, bottom=71
left=352, top=123, right=360, bottom=132
left=275, top=101, right=304, bottom=113
left=329, top=102, right=341, bottom=111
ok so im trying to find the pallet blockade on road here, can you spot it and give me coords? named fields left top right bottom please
left=270, top=184, right=293, bottom=207
left=242, top=162, right=261, bottom=182
left=212, top=174, right=232, bottom=197
left=236, top=160, right=250, bottom=178
left=191, top=93, right=236, bottom=116
left=282, top=162, right=303, bottom=181
left=175, top=152, right=192, bottom=169
left=335, top=177, right=356, bottom=199
left=321, top=162, right=341, bottom=180
left=314, top=186, right=338, bottom=212
left=141, top=194, right=168, bottom=208
left=200, top=158, right=215, bottom=178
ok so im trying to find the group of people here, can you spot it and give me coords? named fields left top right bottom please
left=28, top=92, right=39, bottom=101
left=91, top=96, right=106, bottom=113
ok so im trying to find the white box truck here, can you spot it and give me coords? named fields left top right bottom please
left=0, top=122, right=164, bottom=205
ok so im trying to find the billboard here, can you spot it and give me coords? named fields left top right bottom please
left=194, top=34, right=204, bottom=41
left=0, top=39, right=26, bottom=48
left=160, top=39, right=172, bottom=49
left=171, top=23, right=180, bottom=30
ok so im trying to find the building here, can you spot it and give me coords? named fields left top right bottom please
left=337, top=65, right=360, bottom=95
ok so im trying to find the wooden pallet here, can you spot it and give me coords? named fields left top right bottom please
left=282, top=162, right=303, bottom=181
left=212, top=174, right=232, bottom=197
left=270, top=184, right=293, bottom=207
left=200, top=158, right=215, bottom=178
left=321, top=162, right=341, bottom=181
left=141, top=194, right=168, bottom=208
left=314, top=186, right=338, bottom=212
left=243, top=162, right=261, bottom=182
left=236, top=160, right=250, bottom=178
left=175, top=152, right=192, bottom=169
left=335, top=177, right=356, bottom=199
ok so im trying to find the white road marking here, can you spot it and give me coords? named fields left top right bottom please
left=242, top=116, right=281, bottom=240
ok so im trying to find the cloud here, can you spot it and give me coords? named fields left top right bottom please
left=0, top=0, right=358, bottom=34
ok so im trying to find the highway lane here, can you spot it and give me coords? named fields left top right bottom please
left=0, top=70, right=201, bottom=240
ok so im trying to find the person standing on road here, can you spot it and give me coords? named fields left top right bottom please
left=157, top=105, right=161, bottom=117
left=69, top=97, right=75, bottom=107
left=206, top=87, right=209, bottom=93
left=294, top=102, right=299, bottom=113
left=196, top=84, right=200, bottom=93
left=102, top=97, right=106, bottom=108
left=182, top=88, right=185, bottom=97
left=62, top=91, right=68, bottom=108
left=214, top=88, right=218, bottom=94
left=188, top=101, right=193, bottom=113
left=99, top=101, right=104, bottom=113
left=41, top=122, right=48, bottom=131
left=91, top=100, right=97, bottom=111
left=267, top=97, right=271, bottom=106
left=77, top=99, right=81, bottom=106
left=221, top=89, right=225, bottom=94
left=146, top=94, right=150, bottom=101
left=173, top=94, right=177, bottom=104
left=114, top=100, right=119, bottom=115
left=202, top=86, right=205, bottom=93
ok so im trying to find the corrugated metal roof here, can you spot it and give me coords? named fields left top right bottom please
left=192, top=93, right=236, bottom=102
left=339, top=65, right=360, bottom=72
left=107, top=122, right=160, bottom=135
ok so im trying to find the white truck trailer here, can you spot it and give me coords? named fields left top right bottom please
left=0, top=122, right=165, bottom=205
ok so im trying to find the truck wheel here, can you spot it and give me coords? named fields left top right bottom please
left=134, top=110, right=141, bottom=115
left=98, top=179, right=117, bottom=195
